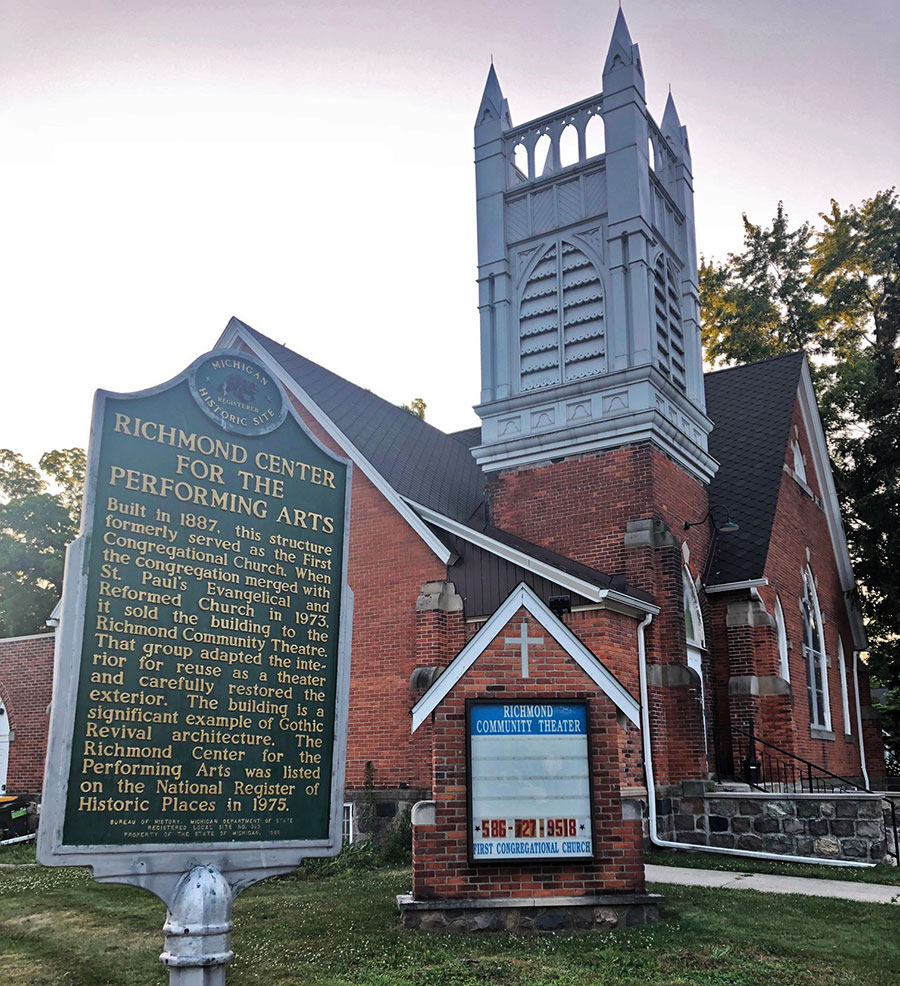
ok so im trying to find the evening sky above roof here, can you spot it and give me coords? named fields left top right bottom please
left=238, top=319, right=807, bottom=591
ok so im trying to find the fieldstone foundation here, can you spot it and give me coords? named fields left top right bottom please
left=396, top=893, right=662, bottom=933
left=657, top=789, right=890, bottom=863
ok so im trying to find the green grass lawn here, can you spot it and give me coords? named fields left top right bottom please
left=645, top=848, right=900, bottom=886
left=1, top=852, right=899, bottom=986
left=0, top=837, right=37, bottom=864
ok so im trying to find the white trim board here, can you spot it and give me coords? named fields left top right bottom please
left=410, top=582, right=641, bottom=732
left=214, top=319, right=454, bottom=566
left=0, top=631, right=57, bottom=644
left=404, top=498, right=659, bottom=618
left=704, top=579, right=769, bottom=594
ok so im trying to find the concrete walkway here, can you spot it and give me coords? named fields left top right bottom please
left=645, top=864, right=900, bottom=905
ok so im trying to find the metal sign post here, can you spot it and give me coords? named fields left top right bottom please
left=38, top=350, right=353, bottom=982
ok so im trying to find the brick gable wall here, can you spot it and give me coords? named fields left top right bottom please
left=758, top=401, right=885, bottom=779
left=412, top=606, right=645, bottom=900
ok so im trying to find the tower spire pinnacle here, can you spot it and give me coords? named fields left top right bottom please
left=609, top=7, right=633, bottom=51
left=475, top=63, right=508, bottom=128
left=662, top=91, right=681, bottom=135
left=603, top=7, right=642, bottom=83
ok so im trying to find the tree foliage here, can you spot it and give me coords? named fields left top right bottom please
left=0, top=449, right=85, bottom=637
left=400, top=397, right=426, bottom=420
left=700, top=189, right=900, bottom=765
left=700, top=203, right=820, bottom=365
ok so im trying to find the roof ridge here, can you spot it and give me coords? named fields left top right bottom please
left=703, top=349, right=806, bottom=378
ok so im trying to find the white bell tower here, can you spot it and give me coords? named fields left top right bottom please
left=472, top=10, right=716, bottom=483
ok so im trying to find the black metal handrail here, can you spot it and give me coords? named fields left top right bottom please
left=734, top=724, right=867, bottom=792
left=728, top=722, right=899, bottom=866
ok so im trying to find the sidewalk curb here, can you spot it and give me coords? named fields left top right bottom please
left=645, top=864, right=900, bottom=905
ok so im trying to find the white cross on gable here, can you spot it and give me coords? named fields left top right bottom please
left=504, top=620, right=544, bottom=677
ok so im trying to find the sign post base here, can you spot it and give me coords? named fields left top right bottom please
left=160, top=865, right=234, bottom=986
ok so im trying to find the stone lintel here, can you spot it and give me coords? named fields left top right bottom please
left=621, top=798, right=644, bottom=821
left=410, top=666, right=443, bottom=690
left=727, top=675, right=790, bottom=697
left=623, top=518, right=677, bottom=549
left=726, top=599, right=775, bottom=628
left=648, top=663, right=698, bottom=688
left=410, top=800, right=436, bottom=826
left=416, top=581, right=464, bottom=613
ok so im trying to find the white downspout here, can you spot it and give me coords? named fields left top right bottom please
left=852, top=651, right=871, bottom=790
left=637, top=613, right=873, bottom=867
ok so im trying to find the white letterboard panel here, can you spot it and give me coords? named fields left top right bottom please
left=468, top=701, right=593, bottom=862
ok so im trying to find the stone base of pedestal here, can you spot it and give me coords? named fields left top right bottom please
left=396, top=892, right=663, bottom=933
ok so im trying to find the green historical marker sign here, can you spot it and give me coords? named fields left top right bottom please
left=40, top=349, right=353, bottom=861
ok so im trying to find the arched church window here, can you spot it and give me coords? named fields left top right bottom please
left=801, top=567, right=831, bottom=730
left=518, top=240, right=606, bottom=391
left=774, top=595, right=790, bottom=681
left=792, top=440, right=807, bottom=484
left=683, top=568, right=708, bottom=757
left=837, top=638, right=852, bottom=735
left=0, top=697, right=9, bottom=796
left=652, top=254, right=686, bottom=393
left=683, top=569, right=705, bottom=649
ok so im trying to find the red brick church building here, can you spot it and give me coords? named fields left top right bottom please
left=0, top=13, right=887, bottom=859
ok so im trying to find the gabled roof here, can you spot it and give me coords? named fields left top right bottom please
left=410, top=582, right=641, bottom=732
left=237, top=320, right=486, bottom=525
left=704, top=351, right=806, bottom=585
left=222, top=319, right=842, bottom=620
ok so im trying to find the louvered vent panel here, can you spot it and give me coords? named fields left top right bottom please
left=561, top=243, right=605, bottom=381
left=519, top=244, right=560, bottom=391
left=653, top=255, right=686, bottom=392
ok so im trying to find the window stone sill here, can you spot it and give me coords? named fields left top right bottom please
left=810, top=726, right=835, bottom=741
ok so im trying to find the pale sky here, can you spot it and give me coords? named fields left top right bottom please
left=2, top=0, right=898, bottom=465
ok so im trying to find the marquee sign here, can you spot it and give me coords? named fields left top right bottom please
left=467, top=701, right=594, bottom=863
left=37, top=348, right=353, bottom=978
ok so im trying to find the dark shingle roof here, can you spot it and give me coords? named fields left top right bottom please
left=236, top=317, right=805, bottom=593
left=237, top=319, right=485, bottom=524
left=449, top=427, right=482, bottom=448
left=704, top=351, right=806, bottom=585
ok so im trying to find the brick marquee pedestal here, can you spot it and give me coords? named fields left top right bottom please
left=398, top=585, right=661, bottom=933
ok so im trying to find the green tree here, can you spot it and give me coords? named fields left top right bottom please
left=700, top=203, right=820, bottom=366
left=814, top=191, right=900, bottom=765
left=0, top=449, right=85, bottom=637
left=400, top=397, right=426, bottom=420
left=39, top=447, right=87, bottom=516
